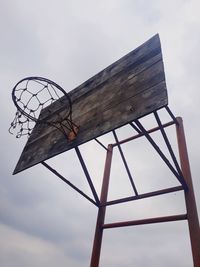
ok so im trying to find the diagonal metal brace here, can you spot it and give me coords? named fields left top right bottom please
left=154, top=111, right=185, bottom=180
left=75, top=147, right=100, bottom=205
left=94, top=138, right=108, bottom=151
left=41, top=161, right=98, bottom=206
left=132, top=119, right=188, bottom=190
left=112, top=130, right=138, bottom=196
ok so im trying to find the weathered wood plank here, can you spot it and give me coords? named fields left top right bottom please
left=29, top=56, right=164, bottom=143
left=13, top=34, right=168, bottom=174
left=67, top=34, right=161, bottom=101
left=14, top=81, right=167, bottom=174
left=40, top=34, right=161, bottom=120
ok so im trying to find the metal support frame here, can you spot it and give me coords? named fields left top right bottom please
left=89, top=112, right=200, bottom=267
left=41, top=108, right=200, bottom=266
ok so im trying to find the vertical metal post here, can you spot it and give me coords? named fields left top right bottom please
left=90, top=145, right=113, bottom=267
left=176, top=117, right=200, bottom=267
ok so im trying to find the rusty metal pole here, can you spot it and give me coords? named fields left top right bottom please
left=176, top=117, right=200, bottom=266
left=90, top=144, right=113, bottom=267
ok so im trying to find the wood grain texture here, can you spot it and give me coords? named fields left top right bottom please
left=14, top=34, right=168, bottom=174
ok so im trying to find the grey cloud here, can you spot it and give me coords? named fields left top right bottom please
left=0, top=0, right=199, bottom=266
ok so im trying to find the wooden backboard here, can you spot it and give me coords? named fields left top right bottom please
left=13, top=34, right=168, bottom=174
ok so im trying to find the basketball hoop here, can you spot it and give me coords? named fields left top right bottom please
left=9, top=77, right=78, bottom=140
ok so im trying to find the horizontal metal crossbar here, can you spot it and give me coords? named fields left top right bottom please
left=112, top=120, right=175, bottom=147
left=103, top=214, right=187, bottom=229
left=101, top=186, right=183, bottom=207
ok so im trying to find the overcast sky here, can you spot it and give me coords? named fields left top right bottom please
left=1, top=1, right=200, bottom=266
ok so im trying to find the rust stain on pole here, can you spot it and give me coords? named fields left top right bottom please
left=90, top=144, right=113, bottom=267
left=176, top=117, right=200, bottom=267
